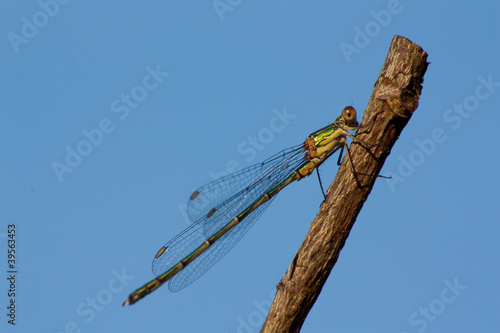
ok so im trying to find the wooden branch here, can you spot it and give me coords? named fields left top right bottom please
left=260, top=35, right=429, bottom=333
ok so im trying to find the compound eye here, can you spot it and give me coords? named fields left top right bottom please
left=342, top=106, right=357, bottom=121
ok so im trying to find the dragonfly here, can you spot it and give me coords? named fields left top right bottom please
left=123, top=106, right=377, bottom=306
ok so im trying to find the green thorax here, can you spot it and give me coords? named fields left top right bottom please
left=308, top=115, right=343, bottom=146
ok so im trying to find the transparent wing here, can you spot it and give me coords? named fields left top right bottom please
left=186, top=144, right=304, bottom=222
left=152, top=144, right=308, bottom=290
left=168, top=198, right=274, bottom=291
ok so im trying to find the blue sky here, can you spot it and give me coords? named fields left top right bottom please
left=1, top=1, right=499, bottom=332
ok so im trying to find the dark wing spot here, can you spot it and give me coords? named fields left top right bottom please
left=155, top=246, right=167, bottom=258
left=207, top=208, right=216, bottom=218
left=190, top=191, right=200, bottom=200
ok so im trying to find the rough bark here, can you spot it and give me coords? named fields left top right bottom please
left=260, top=35, right=429, bottom=333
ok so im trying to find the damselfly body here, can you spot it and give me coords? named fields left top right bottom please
left=123, top=106, right=374, bottom=306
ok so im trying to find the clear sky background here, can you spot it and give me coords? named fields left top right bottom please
left=1, top=1, right=499, bottom=333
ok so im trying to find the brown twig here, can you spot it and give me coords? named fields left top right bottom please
left=260, top=35, right=429, bottom=333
